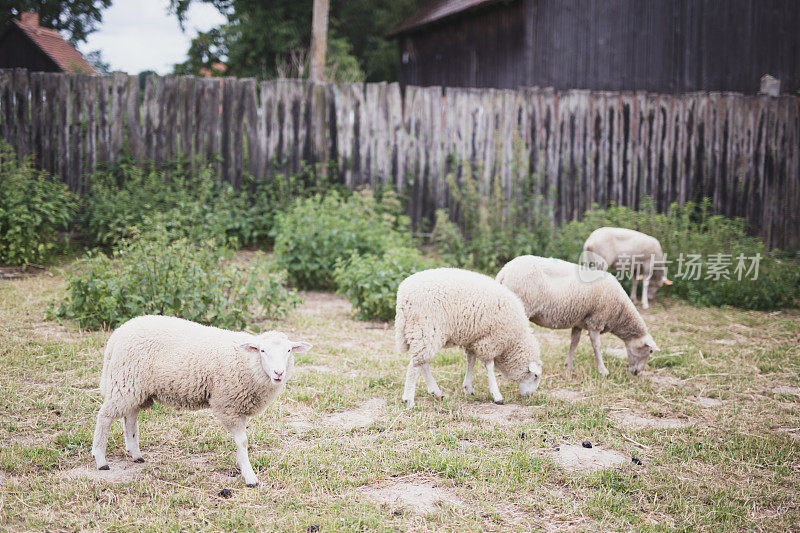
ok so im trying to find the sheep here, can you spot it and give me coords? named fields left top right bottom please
left=582, top=227, right=672, bottom=309
left=91, top=315, right=312, bottom=487
left=496, top=255, right=659, bottom=377
left=395, top=268, right=543, bottom=407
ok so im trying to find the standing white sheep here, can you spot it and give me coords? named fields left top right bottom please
left=91, top=315, right=312, bottom=487
left=497, top=255, right=659, bottom=376
left=582, top=227, right=672, bottom=309
left=395, top=268, right=543, bottom=407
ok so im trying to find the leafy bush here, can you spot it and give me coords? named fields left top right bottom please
left=433, top=159, right=554, bottom=273
left=0, top=143, right=77, bottom=266
left=274, top=188, right=411, bottom=290
left=81, top=157, right=256, bottom=249
left=548, top=198, right=800, bottom=310
left=333, top=247, right=437, bottom=321
left=50, top=230, right=300, bottom=330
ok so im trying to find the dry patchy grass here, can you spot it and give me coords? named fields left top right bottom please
left=1, top=263, right=799, bottom=531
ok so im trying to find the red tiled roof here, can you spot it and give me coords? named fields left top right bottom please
left=389, top=0, right=504, bottom=36
left=12, top=16, right=96, bottom=74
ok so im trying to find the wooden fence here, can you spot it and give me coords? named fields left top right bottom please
left=1, top=69, right=798, bottom=249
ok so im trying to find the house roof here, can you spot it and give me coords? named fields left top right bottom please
left=389, top=0, right=504, bottom=36
left=9, top=14, right=96, bottom=74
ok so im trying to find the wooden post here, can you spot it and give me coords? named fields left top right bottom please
left=309, top=0, right=329, bottom=83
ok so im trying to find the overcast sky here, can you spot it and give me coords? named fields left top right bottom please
left=78, top=0, right=227, bottom=75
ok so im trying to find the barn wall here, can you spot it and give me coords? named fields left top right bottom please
left=398, top=0, right=800, bottom=93
left=1, top=69, right=798, bottom=249
left=398, top=0, right=527, bottom=89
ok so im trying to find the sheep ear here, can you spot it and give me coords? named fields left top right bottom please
left=644, top=337, right=660, bottom=351
left=238, top=342, right=259, bottom=352
left=291, top=341, right=312, bottom=353
left=528, top=361, right=542, bottom=375
left=663, top=278, right=673, bottom=286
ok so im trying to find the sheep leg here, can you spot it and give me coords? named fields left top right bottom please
left=91, top=402, right=116, bottom=470
left=123, top=409, right=143, bottom=463
left=402, top=360, right=421, bottom=407
left=629, top=277, right=638, bottom=302
left=462, top=351, right=476, bottom=395
left=484, top=360, right=504, bottom=405
left=588, top=331, right=609, bottom=377
left=217, top=414, right=259, bottom=487
left=420, top=363, right=443, bottom=398
left=641, top=277, right=650, bottom=309
left=564, top=327, right=581, bottom=373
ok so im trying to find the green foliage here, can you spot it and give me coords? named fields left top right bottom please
left=169, top=0, right=426, bottom=81
left=333, top=247, right=436, bottom=321
left=81, top=157, right=258, bottom=249
left=548, top=199, right=800, bottom=310
left=274, top=188, right=411, bottom=290
left=0, top=142, right=77, bottom=266
left=433, top=156, right=554, bottom=273
left=50, top=230, right=300, bottom=330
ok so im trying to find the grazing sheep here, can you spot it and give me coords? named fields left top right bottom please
left=91, top=315, right=312, bottom=487
left=582, top=227, right=672, bottom=309
left=395, top=268, right=542, bottom=407
left=496, top=255, right=659, bottom=376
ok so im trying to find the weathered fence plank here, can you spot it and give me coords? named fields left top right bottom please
left=0, top=69, right=797, bottom=249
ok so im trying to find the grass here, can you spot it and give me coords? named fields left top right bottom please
left=1, top=257, right=799, bottom=531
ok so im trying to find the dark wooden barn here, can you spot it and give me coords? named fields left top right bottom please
left=0, top=12, right=96, bottom=74
left=391, top=0, right=800, bottom=94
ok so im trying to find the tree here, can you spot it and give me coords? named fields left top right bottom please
left=1, top=0, right=111, bottom=44
left=169, top=0, right=426, bottom=82
left=309, top=0, right=329, bottom=82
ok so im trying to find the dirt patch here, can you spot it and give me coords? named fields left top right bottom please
left=323, top=398, right=386, bottom=430
left=772, top=386, right=800, bottom=396
left=646, top=372, right=685, bottom=388
left=774, top=427, right=800, bottom=441
left=612, top=411, right=691, bottom=430
left=297, top=291, right=353, bottom=317
left=543, top=444, right=628, bottom=474
left=289, top=398, right=386, bottom=433
left=689, top=396, right=723, bottom=408
left=547, top=389, right=584, bottom=402
left=31, top=322, right=80, bottom=342
left=357, top=474, right=464, bottom=514
left=462, top=403, right=541, bottom=425
left=63, top=459, right=145, bottom=484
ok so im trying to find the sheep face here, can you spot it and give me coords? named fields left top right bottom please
left=624, top=334, right=659, bottom=375
left=240, top=333, right=312, bottom=384
left=518, top=361, right=542, bottom=396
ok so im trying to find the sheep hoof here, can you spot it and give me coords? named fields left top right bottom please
left=133, top=457, right=145, bottom=463
left=245, top=482, right=259, bottom=488
left=99, top=464, right=110, bottom=471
